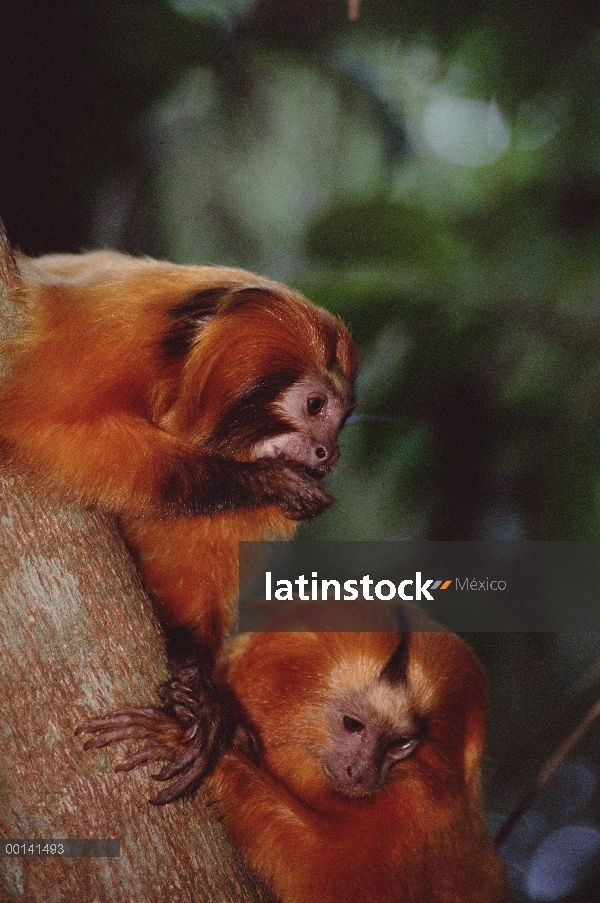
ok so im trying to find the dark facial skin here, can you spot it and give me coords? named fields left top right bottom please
left=321, top=681, right=421, bottom=798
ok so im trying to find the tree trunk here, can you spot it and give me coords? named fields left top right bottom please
left=0, top=231, right=271, bottom=903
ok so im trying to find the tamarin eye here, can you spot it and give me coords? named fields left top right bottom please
left=388, top=736, right=417, bottom=753
left=307, top=396, right=325, bottom=415
left=343, top=715, right=364, bottom=733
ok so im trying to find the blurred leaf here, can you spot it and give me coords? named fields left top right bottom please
left=306, top=199, right=455, bottom=268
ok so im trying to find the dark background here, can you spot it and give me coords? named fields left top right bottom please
left=2, top=1, right=600, bottom=898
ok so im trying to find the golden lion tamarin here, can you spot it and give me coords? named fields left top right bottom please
left=0, top=250, right=358, bottom=799
left=77, top=628, right=510, bottom=903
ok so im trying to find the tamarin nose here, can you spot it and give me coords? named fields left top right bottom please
left=315, top=445, right=340, bottom=465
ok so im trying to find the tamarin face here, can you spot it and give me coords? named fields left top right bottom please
left=320, top=635, right=420, bottom=798
left=321, top=679, right=421, bottom=798
left=251, top=373, right=356, bottom=474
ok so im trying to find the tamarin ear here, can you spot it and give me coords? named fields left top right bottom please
left=379, top=633, right=410, bottom=683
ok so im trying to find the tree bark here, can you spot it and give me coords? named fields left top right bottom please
left=0, top=231, right=271, bottom=903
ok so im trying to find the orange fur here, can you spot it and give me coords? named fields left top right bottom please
left=209, top=630, right=510, bottom=903
left=122, top=510, right=295, bottom=653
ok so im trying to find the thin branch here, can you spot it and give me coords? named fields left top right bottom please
left=495, top=694, right=600, bottom=847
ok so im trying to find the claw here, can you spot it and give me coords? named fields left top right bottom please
left=150, top=756, right=210, bottom=805
left=154, top=738, right=207, bottom=781
left=159, top=686, right=195, bottom=707
left=170, top=703, right=198, bottom=723
left=115, top=746, right=162, bottom=772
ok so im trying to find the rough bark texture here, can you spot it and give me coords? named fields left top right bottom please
left=0, top=233, right=272, bottom=903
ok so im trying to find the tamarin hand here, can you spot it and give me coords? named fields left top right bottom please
left=255, top=457, right=333, bottom=520
left=76, top=663, right=237, bottom=805
left=157, top=453, right=332, bottom=520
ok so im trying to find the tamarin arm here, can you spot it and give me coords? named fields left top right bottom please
left=1, top=410, right=331, bottom=520
left=210, top=750, right=320, bottom=889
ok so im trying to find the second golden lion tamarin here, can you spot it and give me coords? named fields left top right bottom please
left=78, top=627, right=511, bottom=903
